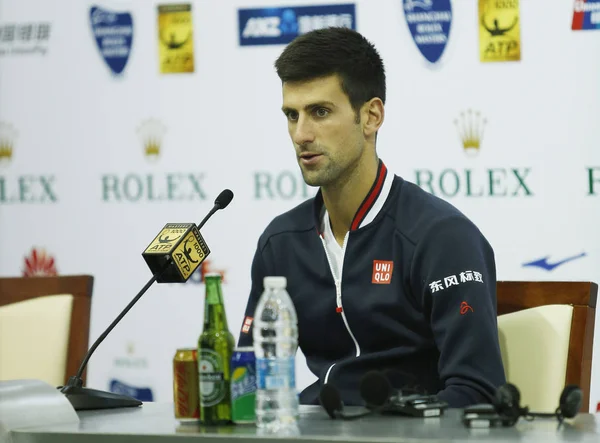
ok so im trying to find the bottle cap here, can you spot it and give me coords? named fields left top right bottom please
left=204, top=272, right=222, bottom=279
left=263, top=276, right=287, bottom=289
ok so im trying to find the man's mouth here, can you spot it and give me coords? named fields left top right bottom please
left=300, top=153, right=320, bottom=159
left=299, top=153, right=323, bottom=165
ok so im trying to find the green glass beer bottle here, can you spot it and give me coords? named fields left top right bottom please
left=198, top=273, right=234, bottom=425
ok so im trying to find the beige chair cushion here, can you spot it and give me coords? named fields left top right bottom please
left=0, top=294, right=73, bottom=386
left=497, top=304, right=573, bottom=413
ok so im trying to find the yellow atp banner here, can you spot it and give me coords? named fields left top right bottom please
left=157, top=3, right=195, bottom=73
left=479, top=0, right=521, bottom=62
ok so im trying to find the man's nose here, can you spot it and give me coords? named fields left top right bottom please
left=292, top=115, right=316, bottom=147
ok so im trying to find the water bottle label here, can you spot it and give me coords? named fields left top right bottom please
left=256, top=357, right=296, bottom=390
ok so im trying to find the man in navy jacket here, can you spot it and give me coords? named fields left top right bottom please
left=238, top=27, right=506, bottom=408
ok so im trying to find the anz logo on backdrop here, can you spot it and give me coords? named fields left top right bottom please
left=238, top=4, right=356, bottom=46
left=572, top=0, right=600, bottom=30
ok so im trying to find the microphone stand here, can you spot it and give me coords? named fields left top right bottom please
left=59, top=264, right=168, bottom=410
left=59, top=196, right=231, bottom=411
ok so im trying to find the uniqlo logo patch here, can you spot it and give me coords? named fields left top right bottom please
left=372, top=260, right=393, bottom=284
left=241, top=316, right=253, bottom=334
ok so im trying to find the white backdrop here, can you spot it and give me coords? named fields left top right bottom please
left=1, top=0, right=599, bottom=410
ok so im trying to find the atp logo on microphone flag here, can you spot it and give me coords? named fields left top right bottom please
left=143, top=223, right=210, bottom=282
left=402, top=0, right=452, bottom=64
left=90, top=5, right=133, bottom=75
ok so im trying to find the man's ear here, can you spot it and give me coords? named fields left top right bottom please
left=362, top=98, right=384, bottom=138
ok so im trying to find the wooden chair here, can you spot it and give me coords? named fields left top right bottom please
left=0, top=275, right=93, bottom=387
left=496, top=281, right=597, bottom=413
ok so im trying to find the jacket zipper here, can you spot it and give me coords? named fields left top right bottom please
left=320, top=232, right=361, bottom=383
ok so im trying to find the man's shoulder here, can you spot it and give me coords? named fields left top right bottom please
left=390, top=176, right=484, bottom=244
left=258, top=198, right=316, bottom=249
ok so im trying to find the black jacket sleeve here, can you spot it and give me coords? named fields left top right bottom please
left=411, top=215, right=506, bottom=407
left=237, top=240, right=268, bottom=347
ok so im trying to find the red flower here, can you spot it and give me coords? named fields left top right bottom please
left=22, top=248, right=58, bottom=277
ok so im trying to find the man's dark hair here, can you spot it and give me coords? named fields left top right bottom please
left=275, top=27, right=386, bottom=118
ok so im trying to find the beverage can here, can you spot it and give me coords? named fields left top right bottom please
left=231, top=346, right=257, bottom=424
left=173, top=348, right=200, bottom=422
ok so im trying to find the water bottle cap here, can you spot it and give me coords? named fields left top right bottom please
left=263, top=276, right=287, bottom=289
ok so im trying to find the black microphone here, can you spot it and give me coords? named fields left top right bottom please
left=59, top=189, right=234, bottom=411
left=198, top=189, right=233, bottom=229
left=360, top=370, right=448, bottom=417
left=319, top=383, right=375, bottom=420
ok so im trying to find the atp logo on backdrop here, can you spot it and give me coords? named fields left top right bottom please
left=90, top=5, right=133, bottom=75
left=22, top=248, right=58, bottom=277
left=238, top=4, right=355, bottom=46
left=402, top=0, right=452, bottom=65
left=157, top=3, right=195, bottom=73
left=572, top=0, right=600, bottom=30
left=414, top=110, right=533, bottom=198
left=101, top=119, right=207, bottom=202
left=479, top=0, right=521, bottom=62
left=0, top=122, right=58, bottom=204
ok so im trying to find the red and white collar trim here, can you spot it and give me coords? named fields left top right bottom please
left=350, top=161, right=391, bottom=230
left=318, top=160, right=394, bottom=234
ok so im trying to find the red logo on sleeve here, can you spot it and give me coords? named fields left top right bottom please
left=460, top=301, right=474, bottom=315
left=241, top=316, right=253, bottom=334
left=372, top=260, right=393, bottom=284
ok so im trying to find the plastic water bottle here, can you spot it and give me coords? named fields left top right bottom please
left=253, top=276, right=299, bottom=431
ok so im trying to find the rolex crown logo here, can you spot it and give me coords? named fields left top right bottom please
left=145, top=139, right=160, bottom=157
left=454, top=109, right=487, bottom=157
left=0, top=140, right=12, bottom=160
left=137, top=119, right=167, bottom=161
left=0, top=122, right=18, bottom=165
left=126, top=342, right=135, bottom=356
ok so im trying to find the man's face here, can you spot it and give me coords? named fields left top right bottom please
left=281, top=74, right=366, bottom=187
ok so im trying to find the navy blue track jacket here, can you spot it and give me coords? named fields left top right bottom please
left=238, top=160, right=506, bottom=407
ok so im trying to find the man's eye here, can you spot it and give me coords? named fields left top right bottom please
left=315, top=108, right=329, bottom=118
left=287, top=111, right=299, bottom=121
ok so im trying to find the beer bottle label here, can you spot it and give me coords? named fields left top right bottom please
left=198, top=349, right=226, bottom=406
